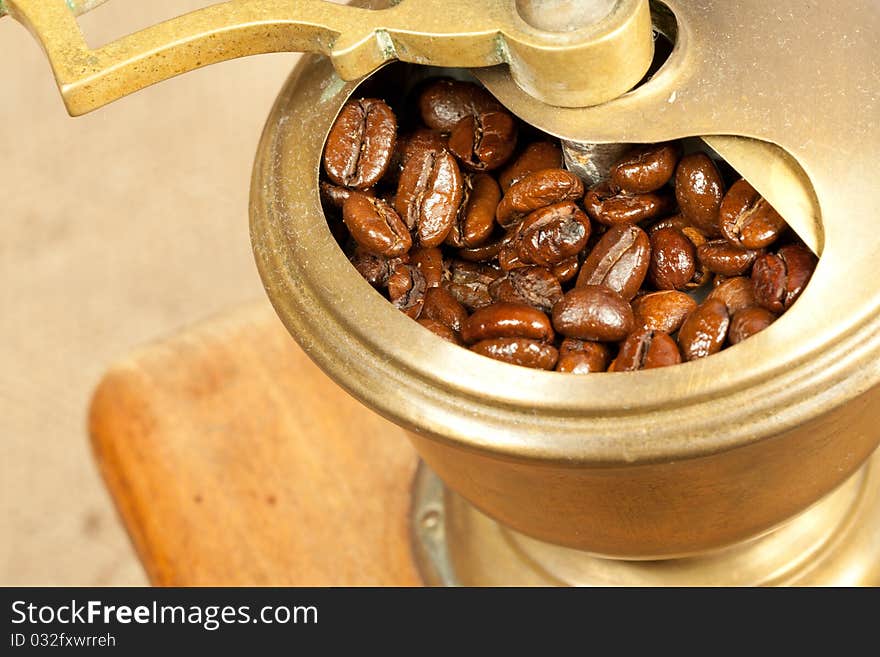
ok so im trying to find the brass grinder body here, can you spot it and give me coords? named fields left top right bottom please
left=5, top=0, right=879, bottom=583
left=249, top=2, right=880, bottom=580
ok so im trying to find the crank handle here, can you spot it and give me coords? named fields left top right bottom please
left=2, top=0, right=653, bottom=116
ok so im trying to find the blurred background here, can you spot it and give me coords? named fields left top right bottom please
left=1, top=1, right=301, bottom=585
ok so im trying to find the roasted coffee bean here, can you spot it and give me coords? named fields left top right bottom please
left=497, top=232, right=527, bottom=272
left=417, top=318, right=461, bottom=344
left=409, top=246, right=445, bottom=288
left=728, top=307, right=776, bottom=345
left=707, top=276, right=758, bottom=315
left=470, top=338, right=558, bottom=370
left=398, top=129, right=447, bottom=167
left=577, top=224, right=651, bottom=301
left=343, top=192, right=412, bottom=257
left=516, top=202, right=591, bottom=267
left=678, top=299, right=730, bottom=361
left=421, top=286, right=468, bottom=333
left=321, top=181, right=375, bottom=209
left=418, top=79, right=502, bottom=132
left=496, top=169, right=584, bottom=228
left=386, top=129, right=448, bottom=185
left=752, top=244, right=817, bottom=313
left=447, top=173, right=500, bottom=247
left=488, top=266, right=563, bottom=314
left=610, top=329, right=681, bottom=371
left=781, top=245, right=817, bottom=306
left=555, top=339, right=611, bottom=374
left=584, top=181, right=675, bottom=226
left=697, top=239, right=761, bottom=276
left=552, top=286, right=634, bottom=342
left=350, top=247, right=408, bottom=288
left=324, top=98, right=397, bottom=189
left=396, top=147, right=464, bottom=247
left=461, top=302, right=554, bottom=344
left=681, top=227, right=712, bottom=289
left=552, top=256, right=580, bottom=284
left=499, top=142, right=563, bottom=190
left=675, top=153, right=724, bottom=235
left=387, top=263, right=427, bottom=319
left=610, top=143, right=679, bottom=194
left=458, top=235, right=503, bottom=262
left=648, top=227, right=697, bottom=290
left=448, top=111, right=518, bottom=172
left=443, top=260, right=503, bottom=311
left=719, top=179, right=787, bottom=249
left=631, top=290, right=697, bottom=334
left=649, top=213, right=693, bottom=235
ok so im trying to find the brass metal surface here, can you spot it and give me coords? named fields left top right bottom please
left=251, top=0, right=880, bottom=563
left=3, top=0, right=653, bottom=115
left=413, top=457, right=880, bottom=585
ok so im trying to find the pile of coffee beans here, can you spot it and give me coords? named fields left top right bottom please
left=320, top=78, right=817, bottom=372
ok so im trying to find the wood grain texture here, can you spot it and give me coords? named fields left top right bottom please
left=89, top=302, right=422, bottom=586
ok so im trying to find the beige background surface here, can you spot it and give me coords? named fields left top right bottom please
left=1, top=2, right=301, bottom=585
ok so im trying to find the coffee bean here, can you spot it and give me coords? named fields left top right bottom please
left=555, top=339, right=610, bottom=374
left=680, top=226, right=712, bottom=289
left=515, top=202, right=591, bottom=267
left=496, top=169, right=584, bottom=228
left=396, top=147, right=464, bottom=247
left=610, top=329, right=681, bottom=371
left=552, top=256, right=580, bottom=284
left=648, top=227, right=696, bottom=290
left=350, top=247, right=408, bottom=288
left=552, top=286, right=634, bottom=341
left=448, top=111, right=518, bottom=172
left=584, top=181, right=675, bottom=226
left=497, top=229, right=527, bottom=272
left=752, top=244, right=817, bottom=313
left=719, top=179, right=787, bottom=249
left=387, top=262, right=427, bottom=318
left=458, top=235, right=503, bottom=262
left=447, top=173, right=500, bottom=248
left=421, top=286, right=468, bottom=333
left=649, top=213, right=693, bottom=235
left=470, top=338, right=558, bottom=370
left=443, top=260, right=503, bottom=311
left=324, top=98, right=397, bottom=189
left=778, top=244, right=817, bottom=307
left=707, top=276, right=758, bottom=315
left=697, top=239, right=762, bottom=276
left=610, top=143, right=679, bottom=194
left=675, top=153, right=724, bottom=235
left=678, top=299, right=730, bottom=361
left=409, top=246, right=445, bottom=288
left=398, top=129, right=448, bottom=168
left=343, top=192, right=412, bottom=257
left=631, top=290, right=697, bottom=334
left=577, top=224, right=651, bottom=301
left=418, top=79, right=502, bottom=132
left=418, top=318, right=462, bottom=344
left=488, top=266, right=563, bottom=314
left=499, top=141, right=563, bottom=190
left=461, top=302, right=554, bottom=344
left=321, top=181, right=374, bottom=210
left=728, top=306, right=776, bottom=345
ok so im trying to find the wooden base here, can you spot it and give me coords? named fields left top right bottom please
left=89, top=302, right=422, bottom=586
